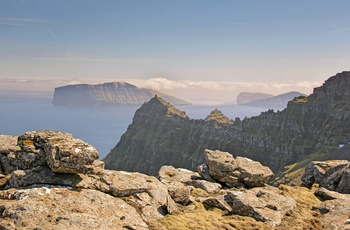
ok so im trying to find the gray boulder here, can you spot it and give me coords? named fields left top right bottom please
left=203, top=149, right=274, bottom=188
left=0, top=135, right=46, bottom=174
left=6, top=166, right=176, bottom=223
left=198, top=194, right=233, bottom=213
left=312, top=188, right=350, bottom=229
left=0, top=131, right=101, bottom=175
left=0, top=187, right=148, bottom=230
left=227, top=186, right=296, bottom=226
left=20, top=130, right=99, bottom=174
left=321, top=164, right=350, bottom=193
left=301, top=160, right=349, bottom=188
left=301, top=160, right=350, bottom=194
left=159, top=165, right=222, bottom=199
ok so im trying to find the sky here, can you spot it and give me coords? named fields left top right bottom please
left=1, top=0, right=350, bottom=104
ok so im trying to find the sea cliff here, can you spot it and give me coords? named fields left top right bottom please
left=104, top=71, right=350, bottom=177
left=52, top=82, right=190, bottom=106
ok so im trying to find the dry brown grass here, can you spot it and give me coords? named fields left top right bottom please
left=275, top=184, right=322, bottom=230
left=151, top=185, right=324, bottom=230
left=152, top=202, right=270, bottom=230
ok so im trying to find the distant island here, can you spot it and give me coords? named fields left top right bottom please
left=52, top=82, right=191, bottom=106
left=237, top=91, right=306, bottom=109
left=237, top=92, right=274, bottom=104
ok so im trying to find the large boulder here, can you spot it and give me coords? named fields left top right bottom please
left=0, top=135, right=45, bottom=174
left=301, top=160, right=350, bottom=194
left=5, top=166, right=177, bottom=224
left=19, top=130, right=100, bottom=174
left=0, top=187, right=148, bottom=230
left=0, top=130, right=180, bottom=227
left=0, top=131, right=101, bottom=175
left=227, top=186, right=296, bottom=226
left=159, top=165, right=222, bottom=205
left=201, top=149, right=274, bottom=188
left=312, top=187, right=350, bottom=229
left=301, top=160, right=349, bottom=188
left=195, top=186, right=296, bottom=226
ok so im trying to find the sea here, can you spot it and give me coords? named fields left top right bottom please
left=0, top=97, right=268, bottom=159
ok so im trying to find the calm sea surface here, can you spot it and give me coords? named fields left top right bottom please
left=0, top=99, right=267, bottom=158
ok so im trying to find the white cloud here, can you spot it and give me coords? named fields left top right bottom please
left=126, top=78, right=188, bottom=90
left=0, top=77, right=321, bottom=105
left=124, top=77, right=321, bottom=105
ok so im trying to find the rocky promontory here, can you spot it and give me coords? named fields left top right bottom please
left=52, top=82, right=190, bottom=106
left=105, top=71, right=350, bottom=178
left=2, top=130, right=350, bottom=229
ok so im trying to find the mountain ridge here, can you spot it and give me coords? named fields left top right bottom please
left=104, top=71, right=350, bottom=177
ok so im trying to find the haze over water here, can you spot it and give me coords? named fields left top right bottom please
left=0, top=97, right=265, bottom=158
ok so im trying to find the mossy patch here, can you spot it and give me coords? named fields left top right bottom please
left=22, top=139, right=34, bottom=146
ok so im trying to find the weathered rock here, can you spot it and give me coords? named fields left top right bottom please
left=204, top=149, right=274, bottom=188
left=159, top=165, right=200, bottom=184
left=7, top=166, right=83, bottom=188
left=312, top=190, right=350, bottom=229
left=301, top=160, right=349, bottom=188
left=301, top=160, right=350, bottom=194
left=198, top=194, right=233, bottom=212
left=0, top=135, right=20, bottom=155
left=24, top=130, right=100, bottom=174
left=321, top=164, right=350, bottom=193
left=0, top=174, right=7, bottom=188
left=197, top=164, right=216, bottom=182
left=6, top=166, right=176, bottom=224
left=0, top=131, right=101, bottom=175
left=167, top=186, right=192, bottom=205
left=159, top=165, right=222, bottom=196
left=158, top=166, right=197, bottom=205
left=314, top=187, right=348, bottom=200
left=188, top=179, right=222, bottom=194
left=227, top=186, right=296, bottom=225
left=0, top=135, right=46, bottom=175
left=0, top=187, right=148, bottom=230
left=87, top=170, right=178, bottom=221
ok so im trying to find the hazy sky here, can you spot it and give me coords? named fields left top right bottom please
left=1, top=1, right=350, bottom=103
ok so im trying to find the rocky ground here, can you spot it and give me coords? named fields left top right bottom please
left=1, top=131, right=350, bottom=229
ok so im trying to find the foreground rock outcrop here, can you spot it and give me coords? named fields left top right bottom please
left=0, top=131, right=175, bottom=229
left=2, top=131, right=350, bottom=229
left=105, top=71, right=350, bottom=177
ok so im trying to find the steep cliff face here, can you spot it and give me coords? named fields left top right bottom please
left=52, top=82, right=190, bottom=106
left=104, top=71, right=350, bottom=176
